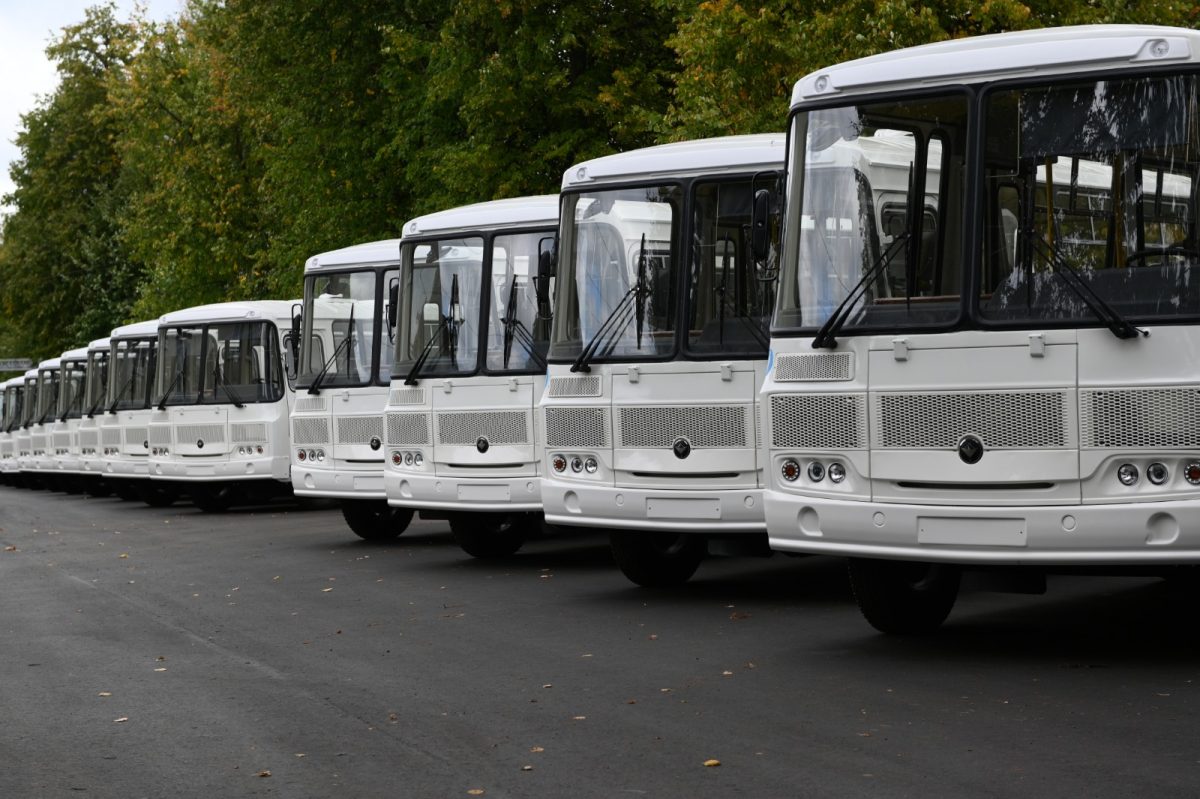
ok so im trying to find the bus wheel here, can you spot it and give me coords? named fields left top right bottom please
left=138, top=482, right=178, bottom=508
left=342, top=500, right=413, bottom=541
left=449, top=512, right=529, bottom=558
left=111, top=481, right=139, bottom=501
left=610, top=532, right=705, bottom=587
left=848, top=558, right=960, bottom=634
left=190, top=483, right=241, bottom=513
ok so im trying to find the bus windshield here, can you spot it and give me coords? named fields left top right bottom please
left=58, top=360, right=87, bottom=420
left=22, top=378, right=37, bottom=427
left=394, top=237, right=484, bottom=379
left=776, top=94, right=968, bottom=333
left=84, top=349, right=109, bottom=416
left=156, top=322, right=283, bottom=406
left=109, top=338, right=156, bottom=411
left=36, top=369, right=60, bottom=424
left=979, top=73, right=1200, bottom=324
left=298, top=269, right=392, bottom=389
left=485, top=230, right=554, bottom=372
left=549, top=186, right=681, bottom=362
left=3, top=385, right=22, bottom=432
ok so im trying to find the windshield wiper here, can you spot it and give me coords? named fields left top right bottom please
left=307, top=301, right=356, bottom=395
left=1028, top=235, right=1146, bottom=340
left=811, top=232, right=910, bottom=349
left=107, top=368, right=138, bottom=414
left=404, top=273, right=460, bottom=385
left=571, top=234, right=651, bottom=373
left=501, top=280, right=546, bottom=371
left=212, top=363, right=246, bottom=408
left=156, top=365, right=187, bottom=410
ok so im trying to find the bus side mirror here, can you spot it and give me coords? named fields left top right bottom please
left=387, top=279, right=399, bottom=330
left=751, top=189, right=772, bottom=263
left=536, top=236, right=556, bottom=315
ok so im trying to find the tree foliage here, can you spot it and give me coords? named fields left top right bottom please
left=0, top=0, right=1195, bottom=358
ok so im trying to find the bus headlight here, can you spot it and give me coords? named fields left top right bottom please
left=1147, top=462, right=1168, bottom=485
left=827, top=462, right=846, bottom=483
left=1117, top=463, right=1138, bottom=486
left=584, top=456, right=598, bottom=474
left=807, top=461, right=826, bottom=482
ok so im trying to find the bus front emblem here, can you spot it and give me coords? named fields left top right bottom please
left=957, top=435, right=983, bottom=465
left=673, top=438, right=692, bottom=459
left=476, top=437, right=490, bottom=453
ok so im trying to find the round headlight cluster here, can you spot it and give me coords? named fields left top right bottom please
left=236, top=445, right=265, bottom=457
left=151, top=446, right=170, bottom=456
left=1113, top=460, right=1200, bottom=488
left=783, top=458, right=847, bottom=484
left=390, top=450, right=424, bottom=468
left=551, top=453, right=598, bottom=475
left=297, top=448, right=325, bottom=462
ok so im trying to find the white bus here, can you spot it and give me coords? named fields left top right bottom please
left=97, top=320, right=163, bottom=504
left=50, top=345, right=90, bottom=490
left=14, top=368, right=38, bottom=483
left=291, top=239, right=406, bottom=539
left=385, top=195, right=558, bottom=557
left=0, top=376, right=22, bottom=481
left=27, top=357, right=62, bottom=486
left=764, top=24, right=1200, bottom=632
left=148, top=301, right=300, bottom=511
left=542, top=136, right=784, bottom=586
left=72, top=336, right=111, bottom=495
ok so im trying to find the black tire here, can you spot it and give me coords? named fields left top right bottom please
left=137, top=482, right=178, bottom=508
left=190, top=483, right=241, bottom=513
left=111, top=480, right=140, bottom=501
left=341, top=500, right=413, bottom=541
left=847, top=558, right=961, bottom=634
left=448, top=512, right=530, bottom=558
left=84, top=478, right=113, bottom=498
left=609, top=531, right=706, bottom=587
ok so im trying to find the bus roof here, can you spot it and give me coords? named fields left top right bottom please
left=37, top=357, right=61, bottom=371
left=3, top=376, right=23, bottom=389
left=23, top=369, right=38, bottom=380
left=60, top=347, right=89, bottom=362
left=401, top=195, right=559, bottom=239
left=305, top=238, right=402, bottom=274
left=792, top=25, right=1200, bottom=105
left=111, top=319, right=161, bottom=340
left=87, top=336, right=111, bottom=352
left=159, top=300, right=300, bottom=327
left=562, top=134, right=785, bottom=190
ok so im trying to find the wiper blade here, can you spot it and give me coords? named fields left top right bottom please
left=1029, top=236, right=1146, bottom=340
left=107, top=368, right=138, bottom=414
left=571, top=234, right=650, bottom=373
left=307, top=301, right=356, bottom=395
left=212, top=363, right=246, bottom=408
left=501, top=280, right=547, bottom=371
left=402, top=316, right=448, bottom=386
left=156, top=365, right=186, bottom=410
left=811, top=232, right=910, bottom=349
left=404, top=274, right=460, bottom=385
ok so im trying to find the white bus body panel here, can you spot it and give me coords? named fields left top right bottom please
left=292, top=386, right=389, bottom=500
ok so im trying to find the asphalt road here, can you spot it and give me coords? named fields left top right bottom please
left=0, top=485, right=1197, bottom=798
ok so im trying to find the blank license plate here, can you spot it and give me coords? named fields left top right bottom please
left=353, top=476, right=384, bottom=491
left=457, top=484, right=510, bottom=502
left=646, top=497, right=721, bottom=520
left=917, top=516, right=1026, bottom=547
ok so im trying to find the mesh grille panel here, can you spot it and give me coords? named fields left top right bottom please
left=123, top=427, right=146, bottom=447
left=770, top=393, right=867, bottom=449
left=292, top=417, right=330, bottom=445
left=231, top=423, right=268, bottom=444
left=389, top=388, right=424, bottom=406
left=547, top=376, right=602, bottom=398
left=1081, top=387, right=1200, bottom=448
left=80, top=430, right=99, bottom=448
left=294, top=396, right=326, bottom=412
left=775, top=353, right=853, bottom=382
left=873, top=390, right=1067, bottom=449
left=149, top=425, right=172, bottom=445
left=618, top=406, right=747, bottom=449
left=545, top=407, right=608, bottom=448
left=438, top=411, right=529, bottom=445
left=337, top=415, right=383, bottom=444
left=53, top=432, right=70, bottom=447
left=178, top=424, right=225, bottom=444
left=387, top=412, right=429, bottom=446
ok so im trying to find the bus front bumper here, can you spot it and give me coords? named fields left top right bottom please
left=542, top=478, right=766, bottom=533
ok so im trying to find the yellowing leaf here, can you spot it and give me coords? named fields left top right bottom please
left=467, top=791, right=485, bottom=796
left=257, top=770, right=272, bottom=778
left=119, top=553, right=129, bottom=559
left=97, top=692, right=112, bottom=697
left=704, top=759, right=721, bottom=767
left=322, top=587, right=333, bottom=592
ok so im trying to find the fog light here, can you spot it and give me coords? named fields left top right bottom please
left=552, top=454, right=567, bottom=473
left=413, top=452, right=423, bottom=467
left=1117, top=463, right=1139, bottom=486
left=298, top=449, right=306, bottom=461
left=828, top=462, right=846, bottom=483
left=256, top=445, right=263, bottom=454
left=307, top=449, right=317, bottom=461
left=584, top=456, right=598, bottom=474
left=807, top=461, right=826, bottom=482
left=316, top=450, right=325, bottom=462
left=1186, top=462, right=1200, bottom=485
left=570, top=456, right=584, bottom=473
left=1147, top=462, right=1168, bottom=485
left=403, top=452, right=414, bottom=466
left=781, top=459, right=800, bottom=482
left=391, top=451, right=402, bottom=466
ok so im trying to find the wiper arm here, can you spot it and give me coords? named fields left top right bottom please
left=811, top=232, right=910, bottom=349
left=212, top=363, right=246, bottom=408
left=402, top=316, right=448, bottom=386
left=1028, top=235, right=1146, bottom=340
left=571, top=234, right=650, bottom=373
left=405, top=274, right=460, bottom=385
left=107, top=369, right=138, bottom=414
left=156, top=366, right=186, bottom=410
left=307, top=302, right=356, bottom=395
left=501, top=280, right=547, bottom=371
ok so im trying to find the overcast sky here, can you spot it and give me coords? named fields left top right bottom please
left=0, top=0, right=183, bottom=215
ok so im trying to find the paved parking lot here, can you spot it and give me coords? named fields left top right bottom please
left=1, top=486, right=1197, bottom=797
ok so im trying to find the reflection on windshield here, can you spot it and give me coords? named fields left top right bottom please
left=549, top=187, right=679, bottom=361
left=58, top=360, right=87, bottom=420
left=486, top=231, right=553, bottom=371
left=156, top=322, right=284, bottom=406
left=36, top=369, right=60, bottom=424
left=21, top=378, right=37, bottom=427
left=981, top=74, right=1200, bottom=323
left=298, top=270, right=382, bottom=388
left=109, top=338, right=156, bottom=411
left=394, top=237, right=483, bottom=377
left=84, top=351, right=109, bottom=415
left=3, top=386, right=22, bottom=432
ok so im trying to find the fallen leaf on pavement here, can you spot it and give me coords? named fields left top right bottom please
left=467, top=790, right=485, bottom=796
left=257, top=770, right=271, bottom=778
left=119, top=553, right=129, bottom=559
left=97, top=692, right=112, bottom=697
left=4, top=546, right=16, bottom=552
left=729, top=611, right=751, bottom=620
left=704, top=759, right=721, bottom=767
left=113, top=717, right=129, bottom=723
left=529, top=746, right=544, bottom=753
left=521, top=765, right=533, bottom=771
left=322, top=588, right=333, bottom=593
